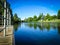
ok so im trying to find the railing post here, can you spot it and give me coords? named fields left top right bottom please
left=2, top=16, right=3, bottom=25
left=4, top=1, right=6, bottom=37
left=9, top=11, right=11, bottom=25
left=7, top=8, right=9, bottom=26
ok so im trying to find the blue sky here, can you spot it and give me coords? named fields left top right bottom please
left=7, top=0, right=60, bottom=20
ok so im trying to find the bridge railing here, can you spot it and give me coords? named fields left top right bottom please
left=0, top=0, right=12, bottom=37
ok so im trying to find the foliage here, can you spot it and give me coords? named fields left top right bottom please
left=33, top=15, right=37, bottom=21
left=52, top=15, right=57, bottom=20
left=38, top=13, right=43, bottom=20
left=57, top=10, right=60, bottom=19
left=24, top=12, right=59, bottom=22
left=46, top=13, right=51, bottom=20
left=27, top=17, right=33, bottom=22
left=13, top=13, right=21, bottom=23
left=0, top=2, right=4, bottom=15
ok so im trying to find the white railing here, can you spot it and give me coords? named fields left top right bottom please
left=0, top=1, right=12, bottom=37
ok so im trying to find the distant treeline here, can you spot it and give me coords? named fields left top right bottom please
left=13, top=10, right=60, bottom=23
left=24, top=10, right=60, bottom=22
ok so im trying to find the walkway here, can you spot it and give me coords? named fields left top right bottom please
left=0, top=0, right=14, bottom=45
left=0, top=26, right=14, bottom=45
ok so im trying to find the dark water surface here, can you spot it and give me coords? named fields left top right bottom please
left=14, top=22, right=60, bottom=45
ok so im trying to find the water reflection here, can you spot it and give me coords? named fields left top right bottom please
left=14, top=23, right=21, bottom=31
left=25, top=22, right=60, bottom=33
left=14, top=22, right=60, bottom=45
left=57, top=23, right=60, bottom=34
left=14, top=22, right=60, bottom=34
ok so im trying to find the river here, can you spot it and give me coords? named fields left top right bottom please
left=14, top=22, right=60, bottom=45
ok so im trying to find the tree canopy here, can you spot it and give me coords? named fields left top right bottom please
left=13, top=13, right=21, bottom=23
left=57, top=10, right=60, bottom=19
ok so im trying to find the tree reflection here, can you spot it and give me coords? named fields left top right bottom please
left=28, top=23, right=33, bottom=28
left=57, top=23, right=60, bottom=34
left=51, top=23, right=57, bottom=30
left=38, top=25, right=43, bottom=31
left=45, top=23, right=50, bottom=31
left=25, top=22, right=59, bottom=32
left=14, top=23, right=21, bottom=31
left=38, top=23, right=44, bottom=31
left=34, top=23, right=37, bottom=29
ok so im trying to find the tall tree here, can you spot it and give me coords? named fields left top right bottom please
left=13, top=13, right=19, bottom=22
left=33, top=15, right=37, bottom=21
left=57, top=10, right=60, bottom=19
left=53, top=15, right=57, bottom=20
left=27, top=17, right=33, bottom=22
left=0, top=1, right=4, bottom=15
left=38, top=13, right=43, bottom=20
left=13, top=13, right=21, bottom=23
left=46, top=13, right=51, bottom=20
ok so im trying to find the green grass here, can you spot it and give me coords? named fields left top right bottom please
left=38, top=19, right=60, bottom=23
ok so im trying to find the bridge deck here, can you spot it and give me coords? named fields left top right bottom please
left=0, top=26, right=14, bottom=45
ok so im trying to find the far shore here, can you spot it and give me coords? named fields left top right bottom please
left=38, top=19, right=60, bottom=23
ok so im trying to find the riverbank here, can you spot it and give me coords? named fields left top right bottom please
left=38, top=19, right=60, bottom=23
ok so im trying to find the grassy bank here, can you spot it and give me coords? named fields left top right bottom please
left=38, top=19, right=60, bottom=23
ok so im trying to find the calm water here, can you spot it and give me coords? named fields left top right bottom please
left=14, top=22, right=60, bottom=45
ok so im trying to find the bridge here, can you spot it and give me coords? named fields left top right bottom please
left=0, top=0, right=13, bottom=36
left=0, top=0, right=14, bottom=45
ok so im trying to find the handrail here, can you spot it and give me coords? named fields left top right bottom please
left=0, top=15, right=9, bottom=20
left=0, top=28, right=5, bottom=32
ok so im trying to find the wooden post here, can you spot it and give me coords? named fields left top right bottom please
left=4, top=1, right=6, bottom=37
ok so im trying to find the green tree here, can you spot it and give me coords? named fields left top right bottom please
left=13, top=13, right=21, bottom=23
left=33, top=15, right=37, bottom=21
left=24, top=18, right=28, bottom=22
left=52, top=15, right=57, bottom=20
left=46, top=13, right=51, bottom=20
left=27, top=17, right=33, bottom=22
left=0, top=0, right=5, bottom=2
left=18, top=18, right=21, bottom=22
left=38, top=13, right=43, bottom=20
left=0, top=1, right=4, bottom=15
left=44, top=16, right=47, bottom=21
left=57, top=10, right=60, bottom=19
left=13, top=13, right=18, bottom=21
